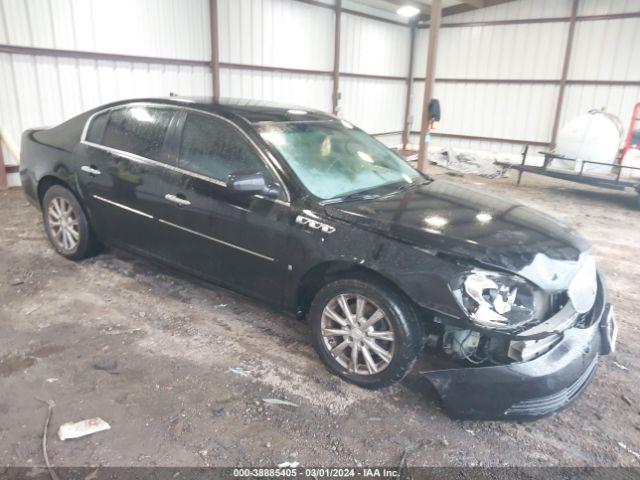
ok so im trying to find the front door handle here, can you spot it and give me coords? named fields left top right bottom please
left=164, top=193, right=191, bottom=207
left=81, top=165, right=101, bottom=176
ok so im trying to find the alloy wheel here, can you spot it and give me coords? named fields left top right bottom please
left=47, top=197, right=80, bottom=252
left=320, top=293, right=396, bottom=375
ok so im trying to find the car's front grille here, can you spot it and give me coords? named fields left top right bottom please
left=504, top=357, right=597, bottom=417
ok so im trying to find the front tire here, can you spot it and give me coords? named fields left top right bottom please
left=42, top=185, right=99, bottom=260
left=309, top=278, right=423, bottom=389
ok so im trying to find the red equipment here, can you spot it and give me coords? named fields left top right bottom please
left=621, top=102, right=640, bottom=161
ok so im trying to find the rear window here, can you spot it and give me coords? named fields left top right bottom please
left=85, top=110, right=109, bottom=144
left=100, top=106, right=174, bottom=160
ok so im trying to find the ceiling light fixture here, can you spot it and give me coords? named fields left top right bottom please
left=476, top=212, right=493, bottom=224
left=397, top=5, right=420, bottom=17
left=424, top=216, right=448, bottom=228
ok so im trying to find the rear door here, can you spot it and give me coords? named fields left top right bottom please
left=77, top=104, right=177, bottom=256
left=154, top=110, right=290, bottom=303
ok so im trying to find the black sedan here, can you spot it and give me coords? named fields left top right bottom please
left=19, top=97, right=617, bottom=419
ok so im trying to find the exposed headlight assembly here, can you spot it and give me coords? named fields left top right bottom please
left=453, top=270, right=546, bottom=332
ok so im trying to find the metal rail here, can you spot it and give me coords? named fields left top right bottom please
left=497, top=148, right=640, bottom=193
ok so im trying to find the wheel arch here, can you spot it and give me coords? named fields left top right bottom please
left=37, top=175, right=74, bottom=207
left=295, top=260, right=419, bottom=320
left=38, top=175, right=97, bottom=238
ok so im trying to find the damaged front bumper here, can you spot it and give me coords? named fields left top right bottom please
left=424, top=275, right=615, bottom=420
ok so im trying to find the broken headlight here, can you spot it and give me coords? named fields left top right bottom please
left=453, top=270, right=545, bottom=332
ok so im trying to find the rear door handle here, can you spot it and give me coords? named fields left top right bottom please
left=164, top=193, right=191, bottom=206
left=81, top=165, right=101, bottom=176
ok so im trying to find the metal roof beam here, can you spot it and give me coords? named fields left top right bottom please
left=441, top=0, right=512, bottom=17
left=382, top=0, right=429, bottom=13
left=457, top=0, right=484, bottom=8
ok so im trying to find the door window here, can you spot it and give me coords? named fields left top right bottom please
left=178, top=113, right=265, bottom=182
left=85, top=110, right=110, bottom=144
left=101, top=106, right=174, bottom=160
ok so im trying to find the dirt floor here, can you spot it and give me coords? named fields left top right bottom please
left=1, top=167, right=639, bottom=469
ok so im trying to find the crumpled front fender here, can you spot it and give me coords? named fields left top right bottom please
left=424, top=277, right=609, bottom=420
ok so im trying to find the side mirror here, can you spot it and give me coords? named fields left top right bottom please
left=227, top=171, right=281, bottom=199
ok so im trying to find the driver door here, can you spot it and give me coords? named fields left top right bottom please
left=155, top=110, right=290, bottom=304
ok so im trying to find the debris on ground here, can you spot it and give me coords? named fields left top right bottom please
left=171, top=419, right=187, bottom=438
left=35, top=398, right=59, bottom=480
left=9, top=278, right=24, bottom=286
left=104, top=327, right=142, bottom=335
left=58, top=417, right=111, bottom=440
left=92, top=359, right=118, bottom=373
left=211, top=406, right=225, bottom=417
left=398, top=445, right=413, bottom=470
left=277, top=461, right=300, bottom=468
left=228, top=366, right=250, bottom=377
left=621, top=394, right=633, bottom=406
left=618, top=442, right=640, bottom=461
left=262, top=398, right=299, bottom=408
left=84, top=468, right=99, bottom=480
left=465, top=429, right=475, bottom=436
left=1, top=185, right=639, bottom=468
left=426, top=149, right=509, bottom=178
left=45, top=378, right=59, bottom=383
left=614, top=361, right=630, bottom=371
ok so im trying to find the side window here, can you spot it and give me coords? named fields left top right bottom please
left=101, top=106, right=174, bottom=160
left=85, top=110, right=109, bottom=144
left=178, top=113, right=266, bottom=182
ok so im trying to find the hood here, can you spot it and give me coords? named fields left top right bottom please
left=325, top=180, right=591, bottom=291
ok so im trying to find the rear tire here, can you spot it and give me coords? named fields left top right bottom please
left=309, top=277, right=423, bottom=389
left=42, top=185, right=100, bottom=260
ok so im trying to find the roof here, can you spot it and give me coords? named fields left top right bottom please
left=105, top=96, right=336, bottom=124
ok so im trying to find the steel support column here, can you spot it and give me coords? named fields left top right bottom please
left=332, top=0, right=342, bottom=115
left=417, top=0, right=442, bottom=172
left=402, top=24, right=416, bottom=150
left=210, top=0, right=221, bottom=101
left=550, top=0, right=579, bottom=148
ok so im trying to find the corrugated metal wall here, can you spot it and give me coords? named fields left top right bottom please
left=1, top=0, right=638, bottom=183
left=217, top=0, right=334, bottom=113
left=445, top=0, right=573, bottom=22
left=0, top=0, right=211, bottom=58
left=0, top=0, right=412, bottom=185
left=411, top=18, right=569, bottom=153
left=339, top=12, right=409, bottom=133
left=218, top=0, right=334, bottom=70
left=220, top=68, right=333, bottom=112
left=562, top=16, right=640, bottom=132
left=411, top=0, right=640, bottom=155
left=578, top=0, right=640, bottom=16
left=0, top=0, right=212, bottom=182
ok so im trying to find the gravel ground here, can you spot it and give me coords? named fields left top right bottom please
left=0, top=168, right=639, bottom=468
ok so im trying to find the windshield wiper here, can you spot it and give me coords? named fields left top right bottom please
left=385, top=179, right=432, bottom=196
left=323, top=191, right=382, bottom=204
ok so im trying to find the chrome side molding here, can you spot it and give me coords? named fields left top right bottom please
left=164, top=194, right=191, bottom=206
left=158, top=218, right=275, bottom=262
left=92, top=195, right=154, bottom=219
left=81, top=165, right=101, bottom=175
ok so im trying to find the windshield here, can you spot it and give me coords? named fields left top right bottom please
left=256, top=121, right=422, bottom=200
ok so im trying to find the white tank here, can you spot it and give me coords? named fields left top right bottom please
left=554, top=110, right=623, bottom=174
